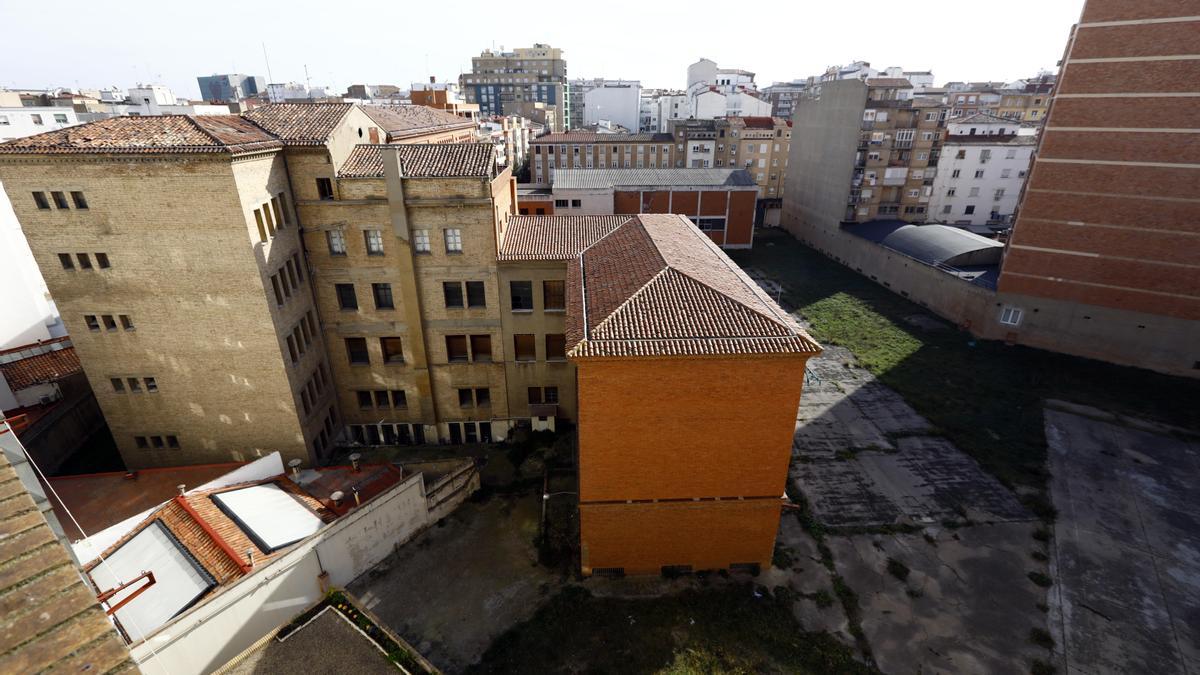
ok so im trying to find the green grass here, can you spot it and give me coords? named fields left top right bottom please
left=468, top=584, right=872, bottom=675
left=730, top=229, right=1200, bottom=501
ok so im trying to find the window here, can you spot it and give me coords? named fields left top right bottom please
left=316, top=178, right=334, bottom=200
left=335, top=284, right=358, bottom=310
left=96, top=253, right=110, bottom=269
left=413, top=229, right=431, bottom=253
left=364, top=230, right=384, bottom=255
left=85, top=315, right=99, bottom=331
left=145, top=377, right=157, bottom=392
left=372, top=283, right=394, bottom=310
left=475, top=388, right=490, bottom=407
left=391, top=390, right=407, bottom=408
left=955, top=149, right=966, bottom=159
left=110, top=378, right=124, bottom=392
left=127, top=377, right=142, bottom=393
left=135, top=436, right=148, bottom=449
left=166, top=435, right=180, bottom=449
left=76, top=253, right=92, bottom=269
left=54, top=114, right=68, bottom=124
left=510, top=281, right=533, bottom=311
left=70, top=192, right=88, bottom=209
left=543, top=280, right=565, bottom=311
left=546, top=334, right=566, bottom=360
left=942, top=205, right=953, bottom=214
left=1000, top=306, right=1023, bottom=326
left=554, top=199, right=568, bottom=208
left=994, top=188, right=1006, bottom=200
left=380, top=337, right=404, bottom=364
left=272, top=196, right=285, bottom=227
left=443, top=282, right=464, bottom=308
left=969, top=187, right=981, bottom=197
left=32, top=192, right=49, bottom=210
left=514, top=334, right=536, bottom=361
left=345, top=337, right=370, bottom=364
left=444, top=228, right=463, bottom=253
left=51, top=192, right=69, bottom=209
left=466, top=281, right=486, bottom=308
left=974, top=170, right=985, bottom=179
left=946, top=188, right=956, bottom=197
left=964, top=205, right=976, bottom=215
left=374, top=391, right=390, bottom=408
left=470, top=334, right=492, bottom=362
left=570, top=199, right=581, bottom=208
left=528, top=387, right=543, bottom=404
left=58, top=253, right=73, bottom=270
left=101, top=314, right=117, bottom=331
left=327, top=230, right=346, bottom=255
left=357, top=391, right=373, bottom=408
left=544, top=386, right=558, bottom=404
left=950, top=169, right=960, bottom=178
left=446, top=335, right=469, bottom=363
left=458, top=388, right=474, bottom=407
left=31, top=114, right=43, bottom=125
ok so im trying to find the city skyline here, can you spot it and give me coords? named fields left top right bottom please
left=1, top=0, right=1083, bottom=99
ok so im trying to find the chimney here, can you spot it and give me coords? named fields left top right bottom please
left=331, top=490, right=344, bottom=508
left=352, top=486, right=361, bottom=506
left=177, top=484, right=186, bottom=496
left=288, top=458, right=303, bottom=479
left=349, top=453, right=362, bottom=472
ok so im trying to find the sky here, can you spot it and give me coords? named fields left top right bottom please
left=0, top=0, right=1085, bottom=99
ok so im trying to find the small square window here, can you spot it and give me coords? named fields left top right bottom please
left=444, top=228, right=463, bottom=253
left=120, top=315, right=134, bottom=331
left=110, top=378, right=124, bottom=392
left=510, top=281, right=533, bottom=311
left=54, top=114, right=68, bottom=124
left=470, top=334, right=492, bottom=362
left=446, top=335, right=469, bottom=363
left=51, top=192, right=69, bottom=209
left=102, top=315, right=117, bottom=331
left=374, top=390, right=390, bottom=408
left=76, top=253, right=92, bottom=269
left=58, top=253, right=73, bottom=270
left=543, top=280, right=565, bottom=311
left=70, top=192, right=88, bottom=209
left=458, top=388, right=474, bottom=408
left=372, top=283, right=394, bottom=310
left=145, top=377, right=157, bottom=392
left=335, top=283, right=358, bottom=310
left=84, top=315, right=99, bottom=331
left=345, top=337, right=370, bottom=365
left=364, top=229, right=384, bottom=255
left=527, top=387, right=542, bottom=404
left=96, top=253, right=110, bottom=269
left=380, top=337, right=404, bottom=364
left=357, top=390, right=373, bottom=408
left=391, top=390, right=407, bottom=408
left=166, top=435, right=179, bottom=449
left=443, top=282, right=464, bottom=308
left=134, top=435, right=148, bottom=449
left=514, top=334, right=536, bottom=361
left=127, top=377, right=141, bottom=392
left=413, top=229, right=431, bottom=253
left=327, top=230, right=347, bottom=255
left=466, top=281, right=486, bottom=308
left=544, top=386, right=559, bottom=404
left=546, top=334, right=566, bottom=360
left=475, top=388, right=490, bottom=407
left=316, top=178, right=334, bottom=200
left=151, top=435, right=165, bottom=449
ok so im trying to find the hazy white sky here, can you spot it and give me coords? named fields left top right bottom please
left=1, top=0, right=1085, bottom=98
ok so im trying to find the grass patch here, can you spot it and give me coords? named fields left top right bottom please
left=811, top=588, right=834, bottom=608
left=885, top=557, right=910, bottom=582
left=468, top=584, right=872, bottom=674
left=730, top=230, right=1200, bottom=515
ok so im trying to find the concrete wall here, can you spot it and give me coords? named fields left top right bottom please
left=127, top=460, right=478, bottom=675
left=0, top=182, right=63, bottom=349
left=15, top=372, right=105, bottom=474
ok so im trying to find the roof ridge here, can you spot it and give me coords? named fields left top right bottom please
left=660, top=215, right=799, bottom=329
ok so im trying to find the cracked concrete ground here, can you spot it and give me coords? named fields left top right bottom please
left=793, top=343, right=1029, bottom=527
left=830, top=524, right=1052, bottom=674
left=1045, top=402, right=1200, bottom=675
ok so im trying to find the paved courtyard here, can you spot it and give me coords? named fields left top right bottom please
left=1045, top=402, right=1200, bottom=675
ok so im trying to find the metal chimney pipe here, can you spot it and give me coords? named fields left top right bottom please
left=349, top=453, right=362, bottom=473
left=177, top=484, right=186, bottom=496
left=352, top=486, right=360, bottom=506
left=331, top=490, right=344, bottom=508
left=246, top=549, right=254, bottom=568
left=288, top=458, right=302, bottom=479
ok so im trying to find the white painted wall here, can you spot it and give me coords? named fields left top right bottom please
left=549, top=187, right=613, bottom=215
left=929, top=142, right=1033, bottom=227
left=0, top=183, right=64, bottom=349
left=583, top=81, right=640, bottom=133
left=0, top=107, right=81, bottom=142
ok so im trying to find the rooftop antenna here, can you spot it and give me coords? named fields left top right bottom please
left=304, top=64, right=312, bottom=98
left=262, top=42, right=274, bottom=84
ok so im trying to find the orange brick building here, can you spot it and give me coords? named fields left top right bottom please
left=565, top=214, right=820, bottom=575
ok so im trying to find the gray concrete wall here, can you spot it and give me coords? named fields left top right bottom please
left=782, top=80, right=866, bottom=242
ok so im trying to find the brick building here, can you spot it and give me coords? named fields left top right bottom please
left=529, top=132, right=678, bottom=186
left=565, top=214, right=820, bottom=575
left=543, top=168, right=759, bottom=248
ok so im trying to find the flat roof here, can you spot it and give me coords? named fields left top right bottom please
left=553, top=168, right=757, bottom=190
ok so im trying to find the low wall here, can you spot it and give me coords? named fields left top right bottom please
left=128, top=459, right=478, bottom=675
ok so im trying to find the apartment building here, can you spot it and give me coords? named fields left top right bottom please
left=929, top=113, right=1036, bottom=231
left=638, top=89, right=688, bottom=133
left=196, top=74, right=265, bottom=103
left=562, top=214, right=821, bottom=575
left=542, top=167, right=758, bottom=248
left=783, top=78, right=946, bottom=238
left=459, top=44, right=569, bottom=132
left=994, top=0, right=1200, bottom=373
left=528, top=132, right=678, bottom=187
left=761, top=80, right=810, bottom=120
left=409, top=80, right=481, bottom=120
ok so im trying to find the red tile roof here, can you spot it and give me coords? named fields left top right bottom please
left=337, top=143, right=495, bottom=178
left=243, top=103, right=354, bottom=145
left=359, top=105, right=475, bottom=139
left=0, top=343, right=80, bottom=390
left=0, top=115, right=282, bottom=155
left=497, top=215, right=632, bottom=261
left=566, top=214, right=821, bottom=359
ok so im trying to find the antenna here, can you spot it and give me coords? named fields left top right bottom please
left=262, top=42, right=274, bottom=83
left=304, top=64, right=312, bottom=101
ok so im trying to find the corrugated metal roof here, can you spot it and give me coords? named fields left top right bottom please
left=844, top=221, right=1003, bottom=267
left=552, top=168, right=757, bottom=190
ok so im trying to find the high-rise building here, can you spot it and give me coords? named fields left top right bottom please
left=575, top=79, right=641, bottom=133
left=196, top=74, right=266, bottom=103
left=459, top=44, right=569, bottom=132
left=994, top=0, right=1200, bottom=372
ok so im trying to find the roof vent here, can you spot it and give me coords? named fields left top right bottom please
left=352, top=486, right=361, bottom=506
left=177, top=484, right=186, bottom=496
left=349, top=453, right=362, bottom=472
left=246, top=549, right=254, bottom=568
left=331, top=490, right=344, bottom=507
left=288, top=458, right=303, bottom=478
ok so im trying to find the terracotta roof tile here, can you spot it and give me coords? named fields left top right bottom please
left=498, top=215, right=632, bottom=261
left=567, top=214, right=821, bottom=359
left=338, top=143, right=495, bottom=178
left=0, top=343, right=80, bottom=390
left=0, top=115, right=281, bottom=155
left=359, top=105, right=475, bottom=139
left=243, top=103, right=354, bottom=145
